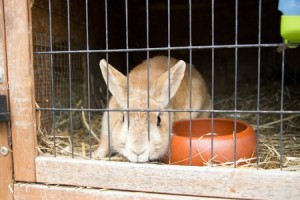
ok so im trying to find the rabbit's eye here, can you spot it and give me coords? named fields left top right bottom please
left=157, top=115, right=161, bottom=127
left=122, top=113, right=130, bottom=127
left=121, top=114, right=125, bottom=123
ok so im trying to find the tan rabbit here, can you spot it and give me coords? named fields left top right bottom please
left=94, top=56, right=211, bottom=162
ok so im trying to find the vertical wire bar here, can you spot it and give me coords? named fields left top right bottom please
left=85, top=0, right=92, bottom=158
left=104, top=0, right=111, bottom=160
left=48, top=0, right=56, bottom=157
left=125, top=0, right=130, bottom=131
left=188, top=0, right=193, bottom=166
left=233, top=0, right=239, bottom=167
left=279, top=47, right=286, bottom=170
left=210, top=0, right=215, bottom=167
left=66, top=0, right=74, bottom=158
left=256, top=0, right=262, bottom=168
left=146, top=0, right=150, bottom=144
left=167, top=0, right=172, bottom=164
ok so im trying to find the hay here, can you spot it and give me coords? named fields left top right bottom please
left=37, top=81, right=300, bottom=170
left=213, top=82, right=300, bottom=170
left=37, top=100, right=100, bottom=158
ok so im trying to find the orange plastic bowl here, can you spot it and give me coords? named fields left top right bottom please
left=163, top=118, right=257, bottom=166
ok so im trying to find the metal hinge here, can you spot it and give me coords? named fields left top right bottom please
left=0, top=95, right=10, bottom=122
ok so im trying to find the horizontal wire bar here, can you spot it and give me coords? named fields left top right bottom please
left=33, top=43, right=281, bottom=54
left=36, top=107, right=300, bottom=114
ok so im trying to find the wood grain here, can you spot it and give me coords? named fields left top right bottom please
left=4, top=0, right=37, bottom=182
left=14, top=183, right=222, bottom=200
left=0, top=0, right=13, bottom=199
left=36, top=156, right=300, bottom=199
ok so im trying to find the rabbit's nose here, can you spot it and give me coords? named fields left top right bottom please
left=131, top=147, right=146, bottom=156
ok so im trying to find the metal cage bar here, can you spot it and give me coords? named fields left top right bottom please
left=104, top=0, right=111, bottom=159
left=188, top=0, right=193, bottom=166
left=256, top=0, right=262, bottom=168
left=167, top=0, right=172, bottom=164
left=85, top=0, right=92, bottom=158
left=280, top=46, right=286, bottom=170
left=66, top=0, right=74, bottom=158
left=34, top=43, right=281, bottom=54
left=48, top=0, right=56, bottom=157
left=210, top=0, right=215, bottom=167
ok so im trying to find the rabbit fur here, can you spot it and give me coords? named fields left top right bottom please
left=94, top=56, right=211, bottom=162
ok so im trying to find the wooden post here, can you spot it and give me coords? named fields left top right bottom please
left=4, top=0, right=37, bottom=182
left=0, top=0, right=13, bottom=199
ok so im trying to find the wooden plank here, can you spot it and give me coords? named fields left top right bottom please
left=0, top=0, right=13, bottom=199
left=14, top=183, right=222, bottom=200
left=4, top=0, right=37, bottom=182
left=36, top=156, right=300, bottom=200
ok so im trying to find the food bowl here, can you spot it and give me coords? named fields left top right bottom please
left=163, top=118, right=257, bottom=166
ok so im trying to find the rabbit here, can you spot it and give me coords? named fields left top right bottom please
left=94, top=56, right=211, bottom=162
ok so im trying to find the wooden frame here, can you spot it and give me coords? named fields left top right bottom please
left=1, top=0, right=300, bottom=199
left=4, top=0, right=37, bottom=182
left=0, top=1, right=13, bottom=199
left=35, top=156, right=300, bottom=199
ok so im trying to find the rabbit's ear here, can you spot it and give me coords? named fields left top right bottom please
left=153, top=60, right=186, bottom=108
left=99, top=59, right=127, bottom=108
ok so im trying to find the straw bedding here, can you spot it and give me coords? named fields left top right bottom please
left=37, top=81, right=300, bottom=170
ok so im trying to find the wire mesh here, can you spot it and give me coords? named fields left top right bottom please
left=33, top=32, right=85, bottom=133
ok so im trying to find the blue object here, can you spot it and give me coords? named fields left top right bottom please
left=278, top=0, right=300, bottom=15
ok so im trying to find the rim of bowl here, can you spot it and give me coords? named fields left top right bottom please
left=172, top=118, right=254, bottom=139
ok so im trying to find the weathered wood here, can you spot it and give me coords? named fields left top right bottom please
left=4, top=0, right=37, bottom=182
left=36, top=156, right=300, bottom=199
left=0, top=124, right=13, bottom=200
left=0, top=0, right=13, bottom=199
left=14, top=183, right=221, bottom=200
left=0, top=122, right=13, bottom=200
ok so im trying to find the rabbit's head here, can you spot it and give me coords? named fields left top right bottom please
left=99, top=59, right=186, bottom=162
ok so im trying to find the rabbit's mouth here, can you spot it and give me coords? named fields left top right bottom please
left=125, top=151, right=163, bottom=163
left=124, top=147, right=151, bottom=163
